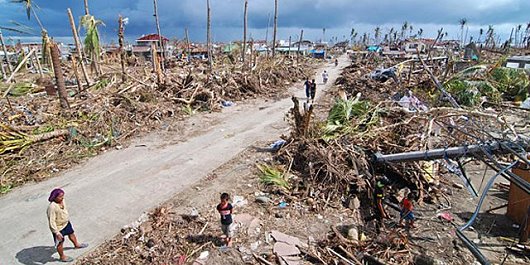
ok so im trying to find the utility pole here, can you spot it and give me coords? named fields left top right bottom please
left=185, top=28, right=191, bottom=63
left=265, top=13, right=271, bottom=57
left=288, top=35, right=291, bottom=57
left=297, top=29, right=303, bottom=63
left=118, top=15, right=127, bottom=82
left=153, top=0, right=165, bottom=71
left=272, top=0, right=278, bottom=58
left=242, top=0, right=248, bottom=68
left=207, top=0, right=213, bottom=71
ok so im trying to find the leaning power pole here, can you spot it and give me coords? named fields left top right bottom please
left=297, top=29, right=303, bottom=63
left=272, top=0, right=278, bottom=57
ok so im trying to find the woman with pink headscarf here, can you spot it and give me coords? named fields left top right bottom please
left=47, top=188, right=88, bottom=262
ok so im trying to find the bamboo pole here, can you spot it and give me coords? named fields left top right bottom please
left=118, top=15, right=127, bottom=82
left=185, top=28, right=191, bottom=63
left=153, top=0, right=165, bottom=71
left=71, top=56, right=83, bottom=92
left=250, top=38, right=254, bottom=69
left=4, top=48, right=35, bottom=85
left=0, top=30, right=14, bottom=73
left=288, top=35, right=291, bottom=57
left=84, top=0, right=90, bottom=15
left=242, top=0, right=248, bottom=68
left=50, top=43, right=69, bottom=109
left=0, top=59, right=6, bottom=79
left=272, top=0, right=278, bottom=58
left=151, top=43, right=162, bottom=84
left=67, top=8, right=91, bottom=86
left=33, top=51, right=43, bottom=77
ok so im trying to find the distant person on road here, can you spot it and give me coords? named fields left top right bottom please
left=334, top=58, right=339, bottom=67
left=309, top=79, right=317, bottom=103
left=322, top=70, right=329, bottom=84
left=304, top=78, right=312, bottom=100
left=47, top=188, right=88, bottom=263
left=216, top=192, right=234, bottom=247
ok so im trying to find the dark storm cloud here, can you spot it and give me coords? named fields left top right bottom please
left=0, top=0, right=528, bottom=42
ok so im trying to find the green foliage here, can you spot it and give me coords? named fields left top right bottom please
left=182, top=105, right=194, bottom=116
left=257, top=164, right=290, bottom=190
left=445, top=80, right=481, bottom=107
left=0, top=184, right=12, bottom=194
left=10, top=0, right=33, bottom=20
left=80, top=15, right=104, bottom=59
left=323, top=99, right=377, bottom=139
left=92, top=78, right=110, bottom=90
left=490, top=68, right=529, bottom=101
left=444, top=65, right=526, bottom=106
left=8, top=82, right=34, bottom=97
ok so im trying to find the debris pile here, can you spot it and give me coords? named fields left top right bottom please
left=266, top=52, right=530, bottom=264
left=0, top=57, right=316, bottom=192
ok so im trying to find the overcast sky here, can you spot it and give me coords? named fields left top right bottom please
left=0, top=0, right=529, bottom=44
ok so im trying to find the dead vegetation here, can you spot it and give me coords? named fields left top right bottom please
left=0, top=56, right=316, bottom=193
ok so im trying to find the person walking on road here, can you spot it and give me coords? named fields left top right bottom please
left=322, top=70, right=329, bottom=84
left=47, top=188, right=88, bottom=262
left=309, top=79, right=317, bottom=103
left=304, top=78, right=312, bottom=100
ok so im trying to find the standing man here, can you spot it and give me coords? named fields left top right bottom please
left=304, top=77, right=312, bottom=101
left=373, top=177, right=390, bottom=232
left=309, top=79, right=317, bottom=103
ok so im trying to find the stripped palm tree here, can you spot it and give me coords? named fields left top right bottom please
left=80, top=14, right=104, bottom=75
left=400, top=21, right=408, bottom=40
left=0, top=21, right=34, bottom=74
left=478, top=28, right=484, bottom=44
left=10, top=0, right=51, bottom=66
left=459, top=18, right=467, bottom=47
left=374, top=27, right=381, bottom=44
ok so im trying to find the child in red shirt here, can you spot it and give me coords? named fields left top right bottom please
left=216, top=193, right=234, bottom=246
left=399, top=192, right=415, bottom=228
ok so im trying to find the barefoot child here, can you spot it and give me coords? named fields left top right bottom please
left=216, top=193, right=234, bottom=246
left=399, top=192, right=415, bottom=228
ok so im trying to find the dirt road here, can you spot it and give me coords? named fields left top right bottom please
left=0, top=55, right=349, bottom=264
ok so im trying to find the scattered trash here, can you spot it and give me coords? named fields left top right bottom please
left=255, top=196, right=271, bottom=204
left=232, top=196, right=248, bottom=207
left=279, top=201, right=288, bottom=208
left=270, top=139, right=287, bottom=151
left=221, top=100, right=235, bottom=107
left=437, top=212, right=454, bottom=222
left=370, top=67, right=397, bottom=83
left=397, top=91, right=429, bottom=112
left=521, top=98, right=530, bottom=109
